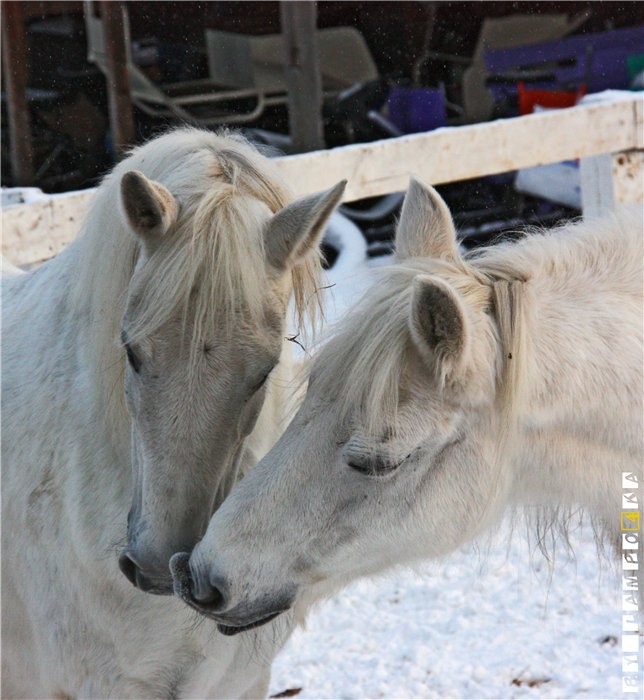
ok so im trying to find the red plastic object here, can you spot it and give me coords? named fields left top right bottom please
left=518, top=81, right=587, bottom=115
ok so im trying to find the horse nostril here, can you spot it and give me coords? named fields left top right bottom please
left=192, top=577, right=227, bottom=610
left=170, top=553, right=229, bottom=611
left=118, top=552, right=138, bottom=587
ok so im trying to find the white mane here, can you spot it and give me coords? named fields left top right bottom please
left=313, top=211, right=641, bottom=456
left=68, top=128, right=322, bottom=431
left=313, top=252, right=507, bottom=437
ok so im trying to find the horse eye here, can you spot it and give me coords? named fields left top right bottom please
left=346, top=460, right=373, bottom=475
left=346, top=453, right=402, bottom=477
left=255, top=372, right=270, bottom=390
left=124, top=344, right=142, bottom=374
left=252, top=367, right=273, bottom=393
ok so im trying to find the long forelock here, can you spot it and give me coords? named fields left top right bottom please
left=127, top=188, right=273, bottom=348
left=314, top=271, right=410, bottom=436
left=313, top=258, right=488, bottom=436
left=313, top=245, right=535, bottom=447
left=126, top=141, right=320, bottom=349
left=70, top=127, right=323, bottom=430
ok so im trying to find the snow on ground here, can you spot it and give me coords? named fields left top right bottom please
left=272, top=219, right=632, bottom=700
left=268, top=520, right=626, bottom=700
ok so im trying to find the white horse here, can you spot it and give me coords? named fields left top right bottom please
left=173, top=178, right=643, bottom=638
left=2, top=127, right=345, bottom=698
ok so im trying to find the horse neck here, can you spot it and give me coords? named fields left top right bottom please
left=505, top=223, right=642, bottom=516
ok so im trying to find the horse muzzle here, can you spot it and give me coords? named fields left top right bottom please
left=169, top=552, right=293, bottom=634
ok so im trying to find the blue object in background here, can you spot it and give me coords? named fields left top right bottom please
left=387, top=86, right=447, bottom=134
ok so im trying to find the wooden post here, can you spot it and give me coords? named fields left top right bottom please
left=580, top=150, right=644, bottom=218
left=280, top=0, right=324, bottom=153
left=1, top=1, right=35, bottom=185
left=101, top=1, right=135, bottom=152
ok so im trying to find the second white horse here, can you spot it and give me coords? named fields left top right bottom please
left=178, top=180, right=643, bottom=635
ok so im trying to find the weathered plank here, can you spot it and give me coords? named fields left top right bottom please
left=276, top=97, right=644, bottom=200
left=2, top=96, right=642, bottom=265
left=2, top=192, right=92, bottom=265
left=580, top=149, right=644, bottom=218
left=612, top=150, right=644, bottom=207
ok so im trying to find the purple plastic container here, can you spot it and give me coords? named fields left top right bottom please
left=387, top=87, right=447, bottom=134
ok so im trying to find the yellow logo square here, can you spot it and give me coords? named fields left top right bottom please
left=621, top=512, right=641, bottom=531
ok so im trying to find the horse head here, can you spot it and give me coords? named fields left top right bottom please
left=92, top=131, right=345, bottom=593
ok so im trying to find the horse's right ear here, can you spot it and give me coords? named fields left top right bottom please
left=395, top=177, right=458, bottom=261
left=409, top=274, right=469, bottom=376
left=120, top=171, right=178, bottom=248
left=265, top=180, right=347, bottom=271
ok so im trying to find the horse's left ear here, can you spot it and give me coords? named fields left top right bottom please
left=265, top=180, right=347, bottom=270
left=395, top=177, right=458, bottom=261
left=409, top=274, right=469, bottom=372
left=120, top=171, right=178, bottom=248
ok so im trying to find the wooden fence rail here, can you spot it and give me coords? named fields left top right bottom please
left=3, top=95, right=642, bottom=266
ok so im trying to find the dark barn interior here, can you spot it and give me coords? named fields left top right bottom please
left=2, top=1, right=642, bottom=251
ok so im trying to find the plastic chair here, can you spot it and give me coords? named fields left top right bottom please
left=84, top=1, right=267, bottom=126
left=205, top=26, right=378, bottom=95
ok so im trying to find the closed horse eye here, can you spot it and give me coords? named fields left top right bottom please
left=252, top=368, right=273, bottom=393
left=124, top=343, right=142, bottom=374
left=345, top=453, right=402, bottom=477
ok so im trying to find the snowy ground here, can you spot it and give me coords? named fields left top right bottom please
left=272, top=216, right=633, bottom=700
left=268, top=520, right=626, bottom=700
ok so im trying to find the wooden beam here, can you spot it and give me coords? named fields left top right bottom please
left=101, top=1, right=135, bottom=152
left=1, top=1, right=35, bottom=185
left=275, top=97, right=644, bottom=200
left=2, top=191, right=91, bottom=265
left=3, top=96, right=643, bottom=265
left=280, top=0, right=324, bottom=152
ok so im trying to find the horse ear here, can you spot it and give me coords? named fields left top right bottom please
left=265, top=180, right=347, bottom=270
left=409, top=275, right=469, bottom=372
left=395, top=177, right=458, bottom=261
left=120, top=171, right=178, bottom=247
